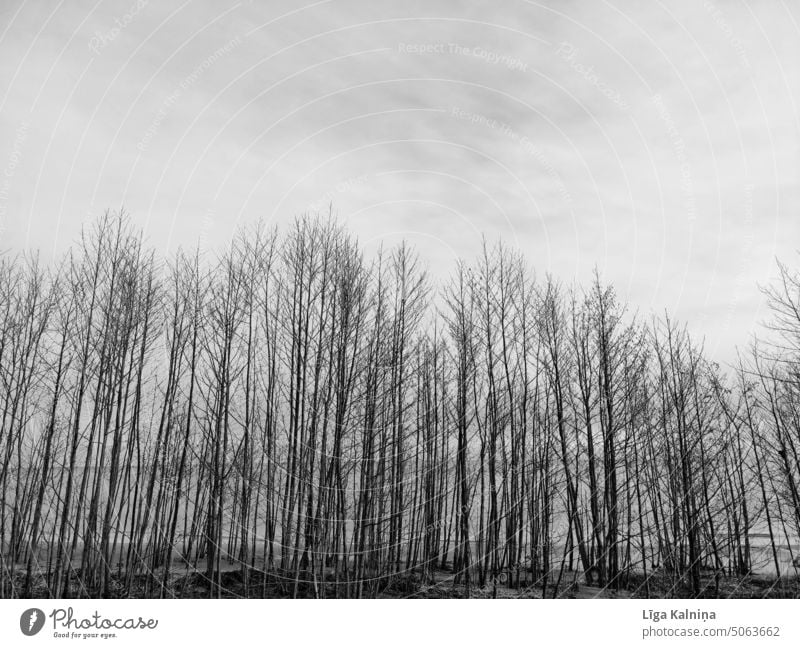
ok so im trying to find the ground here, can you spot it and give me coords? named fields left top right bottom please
left=7, top=563, right=800, bottom=599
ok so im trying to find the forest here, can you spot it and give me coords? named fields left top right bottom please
left=1, top=212, right=799, bottom=599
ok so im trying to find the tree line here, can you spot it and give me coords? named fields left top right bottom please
left=1, top=212, right=799, bottom=598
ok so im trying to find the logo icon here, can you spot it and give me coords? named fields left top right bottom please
left=20, top=608, right=45, bottom=636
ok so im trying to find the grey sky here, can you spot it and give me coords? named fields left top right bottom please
left=0, top=0, right=798, bottom=360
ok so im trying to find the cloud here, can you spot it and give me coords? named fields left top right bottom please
left=0, top=0, right=797, bottom=361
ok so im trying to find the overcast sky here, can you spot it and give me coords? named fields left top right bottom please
left=0, top=0, right=798, bottom=361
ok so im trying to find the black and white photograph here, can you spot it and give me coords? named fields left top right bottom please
left=0, top=0, right=798, bottom=645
